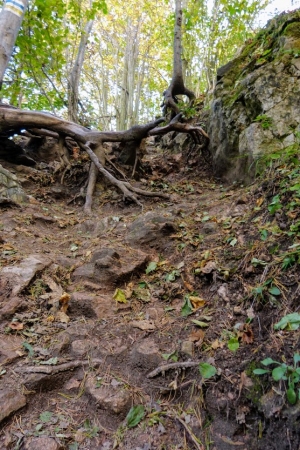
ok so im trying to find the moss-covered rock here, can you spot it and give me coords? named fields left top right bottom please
left=208, top=9, right=300, bottom=183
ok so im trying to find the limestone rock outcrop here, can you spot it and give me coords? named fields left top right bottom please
left=209, top=9, right=300, bottom=182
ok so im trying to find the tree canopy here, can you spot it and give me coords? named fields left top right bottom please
left=0, top=0, right=270, bottom=129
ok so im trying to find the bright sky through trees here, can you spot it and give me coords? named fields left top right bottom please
left=258, top=0, right=300, bottom=25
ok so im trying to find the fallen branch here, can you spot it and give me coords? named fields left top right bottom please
left=147, top=361, right=200, bottom=378
left=14, top=358, right=103, bottom=375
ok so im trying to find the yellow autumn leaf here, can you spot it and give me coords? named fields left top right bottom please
left=113, top=288, right=127, bottom=303
left=189, top=296, right=206, bottom=309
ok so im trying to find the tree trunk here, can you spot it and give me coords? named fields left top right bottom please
left=0, top=0, right=29, bottom=87
left=68, top=18, right=94, bottom=123
left=162, top=0, right=195, bottom=117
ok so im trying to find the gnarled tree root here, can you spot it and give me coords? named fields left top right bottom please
left=81, top=142, right=170, bottom=211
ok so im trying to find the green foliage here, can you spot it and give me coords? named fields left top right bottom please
left=82, top=419, right=99, bottom=438
left=228, top=337, right=239, bottom=352
left=39, top=411, right=53, bottom=423
left=1, top=0, right=273, bottom=122
left=199, top=362, right=217, bottom=379
left=268, top=194, right=282, bottom=214
left=181, top=295, right=193, bottom=316
left=251, top=278, right=281, bottom=304
left=274, top=313, right=300, bottom=331
left=145, top=261, right=158, bottom=274
left=22, top=341, right=34, bottom=357
left=253, top=354, right=300, bottom=404
left=254, top=114, right=273, bottom=129
left=126, top=405, right=145, bottom=428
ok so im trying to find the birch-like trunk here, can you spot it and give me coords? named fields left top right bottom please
left=68, top=18, right=94, bottom=123
left=0, top=0, right=29, bottom=87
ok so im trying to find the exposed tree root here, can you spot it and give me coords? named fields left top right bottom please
left=161, top=0, right=196, bottom=117
left=150, top=112, right=209, bottom=144
left=0, top=104, right=209, bottom=212
left=81, top=142, right=169, bottom=209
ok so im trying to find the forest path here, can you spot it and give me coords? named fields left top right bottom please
left=0, top=143, right=299, bottom=450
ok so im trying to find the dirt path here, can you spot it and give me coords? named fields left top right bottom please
left=0, top=145, right=299, bottom=450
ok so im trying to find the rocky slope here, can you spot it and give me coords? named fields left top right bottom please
left=209, top=9, right=300, bottom=183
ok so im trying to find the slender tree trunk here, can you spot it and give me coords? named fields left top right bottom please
left=0, top=0, right=29, bottom=87
left=162, top=0, right=195, bottom=117
left=68, top=18, right=94, bottom=123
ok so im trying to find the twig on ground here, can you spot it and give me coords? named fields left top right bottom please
left=147, top=361, right=200, bottom=378
left=15, top=358, right=103, bottom=375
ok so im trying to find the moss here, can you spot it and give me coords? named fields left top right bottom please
left=283, top=22, right=300, bottom=38
left=245, top=362, right=268, bottom=406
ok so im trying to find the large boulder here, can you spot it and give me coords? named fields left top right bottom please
left=208, top=10, right=300, bottom=182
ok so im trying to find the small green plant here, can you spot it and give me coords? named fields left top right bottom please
left=274, top=313, right=300, bottom=331
left=254, top=114, right=273, bottom=129
left=251, top=278, right=281, bottom=303
left=199, top=362, right=217, bottom=379
left=82, top=419, right=99, bottom=438
left=268, top=194, right=282, bottom=214
left=253, top=354, right=300, bottom=404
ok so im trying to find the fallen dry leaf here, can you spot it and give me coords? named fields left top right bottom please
left=200, top=260, right=217, bottom=274
left=211, top=339, right=224, bottom=349
left=130, top=320, right=156, bottom=331
left=8, top=322, right=24, bottom=331
left=124, top=282, right=134, bottom=299
left=189, top=329, right=205, bottom=344
left=241, top=324, right=254, bottom=344
left=3, top=244, right=15, bottom=250
left=256, top=197, right=264, bottom=207
left=189, top=296, right=206, bottom=309
left=239, top=371, right=254, bottom=394
left=113, top=288, right=127, bottom=303
left=56, top=311, right=70, bottom=323
left=183, top=280, right=194, bottom=291
left=65, top=378, right=81, bottom=390
left=46, top=315, right=55, bottom=322
left=59, top=292, right=71, bottom=313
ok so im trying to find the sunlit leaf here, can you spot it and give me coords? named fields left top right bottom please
left=274, top=313, right=300, bottom=330
left=272, top=365, right=287, bottom=381
left=228, top=337, right=239, bottom=352
left=253, top=368, right=269, bottom=375
left=113, top=288, right=127, bottom=303
left=199, top=362, right=217, bottom=379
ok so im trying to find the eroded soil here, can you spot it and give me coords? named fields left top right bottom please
left=0, top=141, right=299, bottom=450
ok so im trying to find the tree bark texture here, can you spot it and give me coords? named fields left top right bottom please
left=68, top=18, right=94, bottom=123
left=162, top=0, right=195, bottom=116
left=0, top=0, right=29, bottom=87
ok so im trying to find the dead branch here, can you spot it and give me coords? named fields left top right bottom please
left=14, top=358, right=103, bottom=375
left=147, top=361, right=200, bottom=378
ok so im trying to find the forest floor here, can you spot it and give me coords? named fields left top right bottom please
left=0, top=137, right=299, bottom=450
